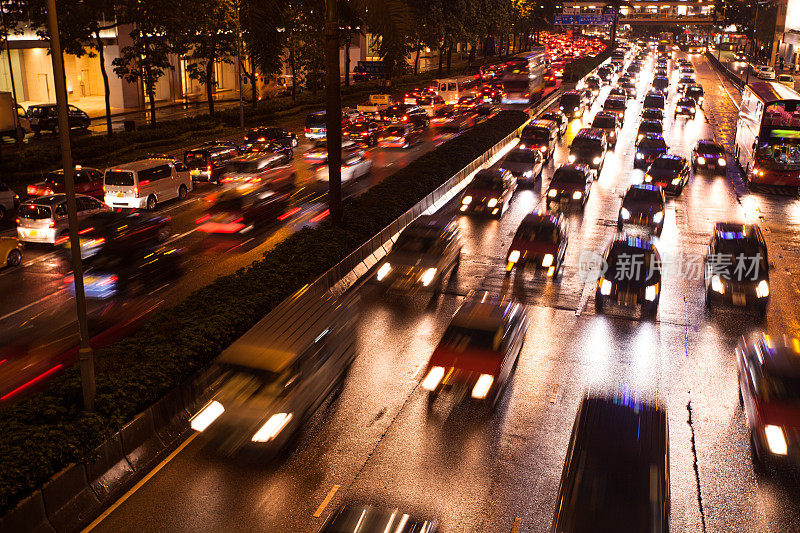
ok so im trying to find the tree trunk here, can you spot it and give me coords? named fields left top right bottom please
left=206, top=56, right=216, bottom=117
left=289, top=37, right=297, bottom=101
left=469, top=43, right=476, bottom=62
left=438, top=47, right=444, bottom=76
left=414, top=46, right=420, bottom=75
left=325, top=0, right=343, bottom=224
left=512, top=34, right=516, bottom=54
left=94, top=31, right=112, bottom=137
left=345, top=33, right=352, bottom=87
left=446, top=46, right=452, bottom=74
left=148, top=89, right=156, bottom=127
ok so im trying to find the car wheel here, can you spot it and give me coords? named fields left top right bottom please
left=146, top=195, right=157, bottom=211
left=6, top=248, right=21, bottom=267
left=757, top=302, right=768, bottom=319
left=750, top=432, right=768, bottom=475
left=178, top=185, right=188, bottom=200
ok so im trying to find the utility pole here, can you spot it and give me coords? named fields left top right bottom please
left=45, top=0, right=95, bottom=410
left=1, top=2, right=23, bottom=149
left=235, top=0, right=244, bottom=129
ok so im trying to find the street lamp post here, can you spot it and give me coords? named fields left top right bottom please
left=235, top=0, right=244, bottom=129
left=45, top=0, right=95, bottom=410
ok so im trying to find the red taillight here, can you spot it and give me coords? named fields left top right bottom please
left=134, top=187, right=139, bottom=197
left=100, top=275, right=118, bottom=286
left=233, top=217, right=243, bottom=224
left=401, top=116, right=408, bottom=122
left=139, top=180, right=150, bottom=186
left=55, top=235, right=69, bottom=245
left=15, top=218, right=20, bottom=225
left=221, top=177, right=233, bottom=183
left=258, top=137, right=265, bottom=142
left=26, top=185, right=36, bottom=195
left=304, top=127, right=310, bottom=133
left=207, top=164, right=212, bottom=173
left=78, top=226, right=94, bottom=234
left=63, top=275, right=74, bottom=284
left=196, top=214, right=211, bottom=224
left=49, top=221, right=55, bottom=228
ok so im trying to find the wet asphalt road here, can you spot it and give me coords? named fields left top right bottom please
left=81, top=53, right=800, bottom=532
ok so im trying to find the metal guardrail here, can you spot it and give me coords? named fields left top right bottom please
left=705, top=51, right=746, bottom=90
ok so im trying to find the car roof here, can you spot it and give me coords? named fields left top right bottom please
left=655, top=154, right=684, bottom=162
left=610, top=235, right=657, bottom=253
left=107, top=158, right=176, bottom=172
left=575, top=127, right=604, bottom=139
left=629, top=183, right=661, bottom=193
left=593, top=111, right=617, bottom=120
left=678, top=97, right=695, bottom=103
left=321, top=504, right=435, bottom=533
left=641, top=132, right=664, bottom=140
left=527, top=119, right=557, bottom=129
left=754, top=335, right=800, bottom=378
left=713, top=222, right=760, bottom=241
left=405, top=214, right=455, bottom=235
left=519, top=211, right=560, bottom=227
left=450, top=291, right=518, bottom=331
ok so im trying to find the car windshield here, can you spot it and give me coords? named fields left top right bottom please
left=554, top=167, right=587, bottom=184
left=347, top=123, right=371, bottom=133
left=470, top=173, right=503, bottom=190
left=305, top=114, right=325, bottom=128
left=643, top=96, right=664, bottom=108
left=760, top=372, right=800, bottom=403
left=651, top=158, right=683, bottom=171
left=561, top=94, right=581, bottom=107
left=218, top=363, right=288, bottom=398
left=20, top=204, right=52, bottom=219
left=697, top=142, right=723, bottom=155
left=504, top=150, right=538, bottom=163
left=383, top=106, right=407, bottom=118
left=105, top=170, right=135, bottom=186
left=607, top=247, right=655, bottom=282
left=522, top=126, right=549, bottom=141
left=642, top=110, right=662, bottom=120
left=687, top=87, right=703, bottom=96
left=44, top=172, right=64, bottom=185
left=755, top=143, right=800, bottom=171
left=625, top=188, right=661, bottom=203
left=639, top=138, right=666, bottom=150
left=714, top=239, right=767, bottom=277
left=678, top=99, right=694, bottom=107
left=639, top=123, right=661, bottom=134
left=394, top=233, right=442, bottom=254
left=592, top=116, right=616, bottom=129
left=441, top=324, right=502, bottom=351
left=571, top=137, right=601, bottom=151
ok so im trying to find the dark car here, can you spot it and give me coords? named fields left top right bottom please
left=499, top=147, right=544, bottom=185
left=644, top=154, right=691, bottom=195
left=560, top=90, right=586, bottom=119
left=591, top=111, right=621, bottom=148
left=196, top=183, right=290, bottom=235
left=596, top=66, right=614, bottom=84
left=319, top=503, right=438, bottom=533
left=641, top=107, right=665, bottom=122
left=584, top=75, right=602, bottom=96
left=643, top=90, right=666, bottom=111
left=568, top=128, right=607, bottom=173
left=608, top=86, right=627, bottom=100
left=244, top=127, right=298, bottom=150
left=692, top=140, right=727, bottom=174
left=506, top=211, right=568, bottom=275
left=184, top=145, right=240, bottom=184
left=520, top=119, right=558, bottom=160
left=382, top=104, right=430, bottom=129
left=431, top=105, right=457, bottom=126
left=618, top=183, right=666, bottom=235
left=602, top=96, right=627, bottom=121
left=343, top=121, right=381, bottom=146
left=28, top=103, right=90, bottom=134
left=677, top=75, right=695, bottom=94
left=460, top=168, right=516, bottom=218
left=704, top=222, right=770, bottom=315
left=652, top=76, right=669, bottom=95
left=455, top=95, right=482, bottom=112
left=70, top=210, right=171, bottom=259
left=634, top=133, right=667, bottom=170
left=595, top=235, right=662, bottom=316
left=637, top=120, right=663, bottom=143
left=540, top=110, right=568, bottom=137
left=674, top=97, right=697, bottom=119
left=439, top=111, right=478, bottom=132
left=377, top=123, right=423, bottom=148
left=546, top=164, right=593, bottom=209
left=685, top=84, right=704, bottom=107
left=552, top=394, right=669, bottom=531
left=474, top=103, right=500, bottom=118
left=26, top=166, right=104, bottom=198
left=621, top=79, right=638, bottom=100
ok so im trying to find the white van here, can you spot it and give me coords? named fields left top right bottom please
left=104, top=158, right=192, bottom=210
left=434, top=77, right=478, bottom=105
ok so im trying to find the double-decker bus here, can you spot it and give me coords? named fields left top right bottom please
left=735, top=81, right=800, bottom=189
left=501, top=48, right=547, bottom=104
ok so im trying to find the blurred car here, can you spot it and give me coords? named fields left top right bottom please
left=552, top=393, right=670, bottom=532
left=343, top=121, right=381, bottom=146
left=505, top=211, right=568, bottom=275
left=652, top=76, right=669, bottom=95
left=591, top=111, right=621, bottom=148
left=685, top=84, right=704, bottom=107
left=753, top=65, right=776, bottom=80
left=608, top=86, right=627, bottom=100
left=420, top=291, right=528, bottom=408
left=584, top=75, right=601, bottom=96
left=540, top=110, right=568, bottom=137
left=737, top=333, right=800, bottom=471
left=595, top=235, right=662, bottom=316
left=559, top=90, right=586, bottom=119
left=430, top=105, right=457, bottom=126
left=480, top=84, right=504, bottom=103
left=439, top=111, right=478, bottom=132
left=219, top=153, right=295, bottom=190
left=382, top=104, right=430, bottom=129
left=374, top=214, right=461, bottom=294
left=196, top=183, right=290, bottom=235
left=26, top=166, right=104, bottom=199
left=314, top=149, right=372, bottom=184
left=416, top=94, right=447, bottom=116
left=68, top=211, right=171, bottom=259
left=620, top=79, right=638, bottom=100
left=304, top=140, right=357, bottom=162
left=189, top=291, right=357, bottom=455
left=634, top=133, right=667, bottom=170
left=460, top=168, right=516, bottom=218
left=17, top=194, right=109, bottom=245
left=499, top=147, right=543, bottom=185
left=546, top=164, right=593, bottom=209
left=28, top=103, right=90, bottom=133
left=243, top=126, right=298, bottom=150
left=674, top=97, right=697, bottom=119
left=377, top=123, right=423, bottom=148
left=636, top=119, right=663, bottom=143
left=618, top=183, right=666, bottom=235
left=304, top=111, right=328, bottom=140
left=602, top=96, right=627, bottom=121
left=474, top=103, right=499, bottom=118
left=680, top=65, right=695, bottom=76
left=245, top=139, right=293, bottom=158
left=455, top=94, right=482, bottom=112
left=0, top=181, right=19, bottom=223
left=65, top=245, right=181, bottom=299
left=641, top=107, right=664, bottom=123
left=677, top=75, right=696, bottom=94
left=705, top=222, right=770, bottom=315
left=0, top=236, right=22, bottom=267
left=644, top=153, right=691, bottom=195
left=519, top=119, right=558, bottom=160
left=777, top=74, right=795, bottom=88
left=596, top=66, right=614, bottom=84
left=184, top=145, right=240, bottom=185
left=319, top=504, right=438, bottom=533
left=568, top=128, right=607, bottom=172
left=643, top=90, right=666, bottom=111
left=692, top=140, right=727, bottom=174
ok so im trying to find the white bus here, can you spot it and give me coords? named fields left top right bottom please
left=501, top=48, right=547, bottom=104
left=434, top=76, right=479, bottom=105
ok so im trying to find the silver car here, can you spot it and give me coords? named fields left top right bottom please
left=17, top=194, right=109, bottom=245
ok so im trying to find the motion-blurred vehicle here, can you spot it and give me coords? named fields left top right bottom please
left=499, top=147, right=543, bottom=185
left=196, top=183, right=290, bottom=235
left=552, top=393, right=670, bottom=532
left=675, top=98, right=698, bottom=121
left=430, top=105, right=457, bottom=126
left=737, top=333, right=800, bottom=471
left=245, top=139, right=294, bottom=158
left=618, top=183, right=666, bottom=235
left=519, top=119, right=558, bottom=160
left=568, top=128, right=607, bottom=172
left=0, top=181, right=19, bottom=223
left=636, top=120, right=663, bottom=142
left=591, top=111, right=621, bottom=148
left=620, top=79, right=638, bottom=100
left=705, top=222, right=770, bottom=315
left=455, top=94, right=482, bottom=112
left=584, top=75, right=601, bottom=96
left=652, top=76, right=669, bottom=95
left=304, top=140, right=360, bottom=162
left=377, top=123, right=423, bottom=148
left=184, top=145, right=239, bottom=185
left=596, top=65, right=614, bottom=84
left=546, top=164, right=593, bottom=209
left=27, top=166, right=104, bottom=198
left=439, top=111, right=477, bottom=132
left=17, top=194, right=109, bottom=245
left=314, top=148, right=372, bottom=184
left=219, top=153, right=295, bottom=190
left=0, top=236, right=22, bottom=267
left=540, top=110, right=568, bottom=137
left=692, top=140, right=727, bottom=174
left=644, top=154, right=691, bottom=195
left=374, top=214, right=461, bottom=294
left=343, top=121, right=381, bottom=146
left=104, top=158, right=192, bottom=211
left=189, top=290, right=358, bottom=455
left=68, top=211, right=171, bottom=259
left=602, top=96, right=627, bottom=121
left=677, top=75, right=696, bottom=94
left=595, top=235, right=662, bottom=316
left=641, top=107, right=664, bottom=123
left=27, top=103, right=90, bottom=133
left=634, top=133, right=667, bottom=170
left=416, top=94, right=447, bottom=116
left=244, top=126, right=298, bottom=151
left=474, top=103, right=499, bottom=118
left=319, top=503, right=438, bottom=533
left=777, top=74, right=795, bottom=88
left=559, top=90, right=586, bottom=119
left=304, top=111, right=328, bottom=140
left=505, top=211, right=567, bottom=275
left=680, top=65, right=695, bottom=76
left=382, top=104, right=430, bottom=129
left=459, top=168, right=516, bottom=218
left=753, top=65, right=776, bottom=80
left=643, top=90, right=666, bottom=111
left=685, top=84, right=704, bottom=107
left=421, top=291, right=528, bottom=408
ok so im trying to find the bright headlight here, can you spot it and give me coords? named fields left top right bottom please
left=487, top=198, right=498, bottom=208
left=671, top=178, right=680, bottom=185
left=636, top=153, right=644, bottom=159
left=690, top=107, right=696, bottom=112
left=644, top=175, right=652, bottom=182
left=376, top=262, right=392, bottom=281
left=252, top=412, right=293, bottom=442
left=574, top=106, right=579, bottom=111
left=471, top=374, right=494, bottom=399
left=592, top=156, right=601, bottom=165
left=765, top=425, right=788, bottom=455
left=421, top=267, right=437, bottom=286
left=542, top=254, right=554, bottom=267
left=638, top=134, right=644, bottom=141
left=548, top=189, right=558, bottom=197
left=523, top=170, right=533, bottom=178
left=568, top=154, right=576, bottom=163
left=652, top=211, right=663, bottom=224
left=697, top=156, right=705, bottom=165
left=620, top=207, right=631, bottom=220
left=645, top=283, right=658, bottom=301
left=422, top=366, right=445, bottom=391
left=572, top=191, right=582, bottom=200
left=718, top=158, right=726, bottom=166
left=190, top=400, right=224, bottom=432
left=462, top=195, right=472, bottom=204
left=508, top=250, right=521, bottom=263
left=756, top=279, right=769, bottom=298
left=600, top=277, right=613, bottom=295
left=711, top=274, right=724, bottom=294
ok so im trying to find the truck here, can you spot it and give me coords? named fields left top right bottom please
left=0, top=92, right=29, bottom=140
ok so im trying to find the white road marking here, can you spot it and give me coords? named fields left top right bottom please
left=0, top=289, right=64, bottom=323
left=313, top=485, right=340, bottom=518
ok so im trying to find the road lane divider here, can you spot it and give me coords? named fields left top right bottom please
left=312, top=485, right=340, bottom=518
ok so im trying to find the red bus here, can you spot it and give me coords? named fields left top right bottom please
left=735, top=81, right=800, bottom=188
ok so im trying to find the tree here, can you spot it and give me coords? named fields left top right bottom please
left=240, top=0, right=289, bottom=105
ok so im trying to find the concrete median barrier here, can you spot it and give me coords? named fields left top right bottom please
left=41, top=464, right=100, bottom=533
left=120, top=410, right=167, bottom=473
left=84, top=434, right=135, bottom=505
left=150, top=386, right=191, bottom=447
left=0, top=490, right=54, bottom=533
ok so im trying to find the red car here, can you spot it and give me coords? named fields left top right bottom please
left=737, top=334, right=800, bottom=472
left=505, top=211, right=568, bottom=276
left=27, top=166, right=104, bottom=198
left=420, top=291, right=528, bottom=408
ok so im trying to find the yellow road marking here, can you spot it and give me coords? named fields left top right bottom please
left=313, top=484, right=340, bottom=518
left=512, top=517, right=521, bottom=532
left=82, top=432, right=199, bottom=532
left=550, top=384, right=559, bottom=404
